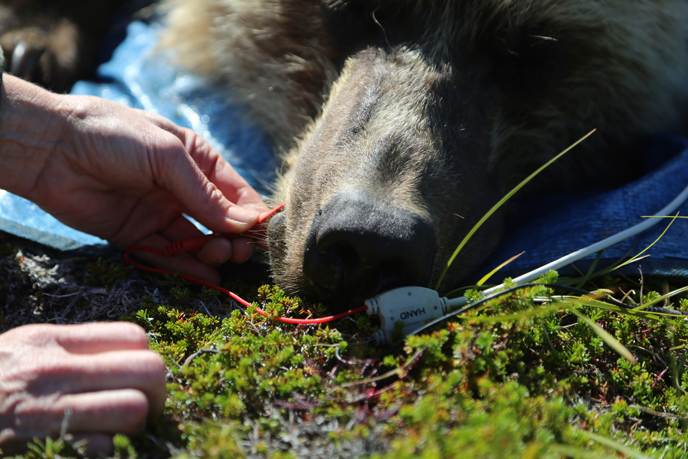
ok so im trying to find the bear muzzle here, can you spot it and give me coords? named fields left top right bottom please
left=300, top=191, right=437, bottom=308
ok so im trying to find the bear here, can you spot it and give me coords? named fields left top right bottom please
left=0, top=0, right=119, bottom=92
left=2, top=0, right=687, bottom=309
left=159, top=0, right=688, bottom=310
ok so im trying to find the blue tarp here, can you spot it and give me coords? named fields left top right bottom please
left=1, top=20, right=688, bottom=280
left=0, top=21, right=276, bottom=250
left=483, top=134, right=688, bottom=280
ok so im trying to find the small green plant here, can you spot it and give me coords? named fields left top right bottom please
left=86, top=258, right=133, bottom=287
left=19, top=436, right=87, bottom=459
left=0, top=241, right=17, bottom=258
left=7, top=268, right=688, bottom=458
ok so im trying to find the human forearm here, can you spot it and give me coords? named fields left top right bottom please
left=0, top=74, right=67, bottom=198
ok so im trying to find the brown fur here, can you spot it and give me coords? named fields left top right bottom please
left=0, top=0, right=118, bottom=92
left=165, top=0, right=688, bottom=306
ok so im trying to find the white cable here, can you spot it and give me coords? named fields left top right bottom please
left=445, top=181, right=688, bottom=310
left=367, top=181, right=688, bottom=344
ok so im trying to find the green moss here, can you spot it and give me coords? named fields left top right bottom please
left=86, top=258, right=133, bottom=287
left=12, top=270, right=688, bottom=458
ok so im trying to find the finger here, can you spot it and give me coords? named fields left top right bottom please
left=60, top=389, right=150, bottom=435
left=171, top=126, right=269, bottom=214
left=157, top=216, right=240, bottom=268
left=149, top=130, right=260, bottom=233
left=55, top=323, right=151, bottom=354
left=104, top=188, right=189, bottom=249
left=8, top=390, right=148, bottom=440
left=201, top=152, right=270, bottom=212
left=132, top=233, right=222, bottom=285
left=28, top=350, right=167, bottom=414
left=197, top=237, right=233, bottom=266
left=228, top=237, right=258, bottom=264
left=159, top=214, right=206, bottom=247
left=144, top=116, right=254, bottom=201
left=1, top=323, right=151, bottom=354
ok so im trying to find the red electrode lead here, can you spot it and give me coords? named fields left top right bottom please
left=162, top=203, right=285, bottom=255
left=125, top=203, right=367, bottom=324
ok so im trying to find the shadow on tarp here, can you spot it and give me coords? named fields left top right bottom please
left=2, top=21, right=688, bottom=283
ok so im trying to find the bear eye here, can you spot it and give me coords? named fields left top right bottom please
left=492, top=25, right=567, bottom=98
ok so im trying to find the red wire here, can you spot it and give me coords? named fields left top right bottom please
left=124, top=204, right=367, bottom=324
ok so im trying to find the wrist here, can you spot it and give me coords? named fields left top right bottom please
left=0, top=75, right=69, bottom=199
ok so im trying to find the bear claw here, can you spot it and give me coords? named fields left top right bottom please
left=10, top=40, right=42, bottom=81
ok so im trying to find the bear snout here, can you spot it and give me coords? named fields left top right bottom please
left=301, top=191, right=437, bottom=308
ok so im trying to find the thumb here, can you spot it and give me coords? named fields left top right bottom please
left=152, top=139, right=260, bottom=233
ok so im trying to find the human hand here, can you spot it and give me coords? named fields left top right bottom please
left=0, top=322, right=166, bottom=456
left=1, top=75, right=270, bottom=284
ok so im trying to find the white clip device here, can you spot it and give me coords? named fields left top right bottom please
left=365, top=286, right=450, bottom=345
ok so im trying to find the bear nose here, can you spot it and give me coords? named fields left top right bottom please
left=302, top=192, right=437, bottom=306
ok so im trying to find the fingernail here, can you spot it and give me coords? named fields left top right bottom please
left=227, top=206, right=260, bottom=223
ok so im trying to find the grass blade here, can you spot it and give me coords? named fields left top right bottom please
left=577, top=430, right=652, bottom=459
left=465, top=301, right=573, bottom=323
left=435, top=129, right=596, bottom=291
left=575, top=250, right=604, bottom=289
left=637, top=284, right=688, bottom=308
left=573, top=299, right=661, bottom=320
left=476, top=251, right=525, bottom=286
left=612, top=213, right=679, bottom=271
left=548, top=444, right=614, bottom=459
left=570, top=309, right=637, bottom=364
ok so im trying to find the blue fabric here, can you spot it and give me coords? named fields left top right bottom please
left=0, top=21, right=276, bottom=249
left=1, top=20, right=687, bottom=280
left=479, top=135, right=688, bottom=280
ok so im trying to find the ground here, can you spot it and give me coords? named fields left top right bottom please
left=1, top=229, right=688, bottom=459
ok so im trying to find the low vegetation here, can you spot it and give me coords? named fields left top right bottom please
left=1, top=231, right=687, bottom=458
